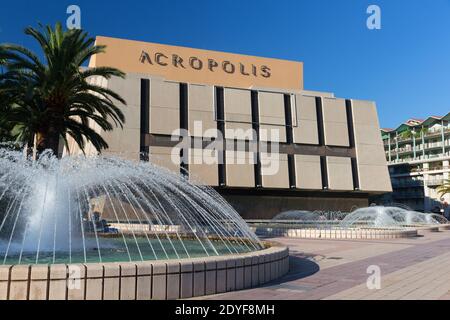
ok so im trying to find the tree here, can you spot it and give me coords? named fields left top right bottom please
left=0, top=23, right=126, bottom=157
left=399, top=127, right=427, bottom=141
left=437, top=179, right=450, bottom=198
left=0, top=58, right=9, bottom=141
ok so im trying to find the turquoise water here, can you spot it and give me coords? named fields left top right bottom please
left=1, top=237, right=256, bottom=265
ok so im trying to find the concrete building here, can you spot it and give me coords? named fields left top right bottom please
left=66, top=36, right=391, bottom=218
left=381, top=116, right=450, bottom=212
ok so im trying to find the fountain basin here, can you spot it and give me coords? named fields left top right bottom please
left=438, top=224, right=450, bottom=231
left=0, top=242, right=288, bottom=300
left=402, top=225, right=440, bottom=232
left=251, top=226, right=418, bottom=240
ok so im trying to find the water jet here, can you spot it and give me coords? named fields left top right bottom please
left=0, top=149, right=288, bottom=300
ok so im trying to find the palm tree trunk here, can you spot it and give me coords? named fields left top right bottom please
left=36, top=130, right=60, bottom=158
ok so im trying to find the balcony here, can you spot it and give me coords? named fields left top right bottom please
left=397, top=146, right=413, bottom=154
left=424, top=127, right=450, bottom=138
left=426, top=178, right=444, bottom=186
left=424, top=141, right=443, bottom=149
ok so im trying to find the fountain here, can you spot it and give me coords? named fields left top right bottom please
left=340, top=207, right=400, bottom=228
left=271, top=210, right=348, bottom=222
left=0, top=149, right=289, bottom=300
left=248, top=205, right=450, bottom=240
left=340, top=206, right=449, bottom=229
left=272, top=210, right=325, bottom=221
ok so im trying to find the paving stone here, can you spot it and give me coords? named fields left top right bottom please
left=197, top=232, right=450, bottom=300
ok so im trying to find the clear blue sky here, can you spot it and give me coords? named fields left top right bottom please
left=1, top=0, right=450, bottom=129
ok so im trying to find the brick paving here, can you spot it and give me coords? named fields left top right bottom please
left=198, top=229, right=450, bottom=300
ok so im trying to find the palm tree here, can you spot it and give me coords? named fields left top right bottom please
left=437, top=179, right=450, bottom=198
left=0, top=59, right=15, bottom=143
left=0, top=23, right=126, bottom=157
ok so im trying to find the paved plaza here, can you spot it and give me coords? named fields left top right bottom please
left=199, top=229, right=450, bottom=300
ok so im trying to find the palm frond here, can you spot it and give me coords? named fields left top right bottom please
left=0, top=22, right=127, bottom=156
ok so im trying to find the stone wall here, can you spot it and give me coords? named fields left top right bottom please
left=0, top=243, right=288, bottom=300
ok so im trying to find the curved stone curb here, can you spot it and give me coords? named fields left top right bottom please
left=0, top=243, right=289, bottom=300
left=438, top=224, right=450, bottom=231
left=252, top=227, right=418, bottom=239
left=414, top=226, right=440, bottom=233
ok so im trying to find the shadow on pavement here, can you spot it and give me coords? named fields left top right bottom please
left=260, top=255, right=320, bottom=288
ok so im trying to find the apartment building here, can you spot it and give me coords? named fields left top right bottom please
left=381, top=116, right=450, bottom=212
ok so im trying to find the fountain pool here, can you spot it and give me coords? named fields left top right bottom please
left=0, top=149, right=289, bottom=300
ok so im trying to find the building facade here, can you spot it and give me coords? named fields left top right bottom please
left=66, top=36, right=391, bottom=218
left=381, top=116, right=450, bottom=212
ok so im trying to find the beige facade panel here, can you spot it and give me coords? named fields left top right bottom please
left=223, top=88, right=252, bottom=122
left=188, top=84, right=214, bottom=112
left=294, top=155, right=322, bottom=190
left=322, top=98, right=349, bottom=147
left=258, top=92, right=286, bottom=143
left=354, top=124, right=384, bottom=146
left=113, top=97, right=140, bottom=131
left=260, top=153, right=289, bottom=188
left=352, top=100, right=383, bottom=146
left=150, top=107, right=180, bottom=135
left=326, top=157, right=354, bottom=191
left=324, top=122, right=350, bottom=146
left=259, top=125, right=287, bottom=143
left=258, top=92, right=285, bottom=125
left=101, top=128, right=141, bottom=161
left=66, top=124, right=140, bottom=160
left=358, top=164, right=393, bottom=192
left=150, top=146, right=180, bottom=174
left=150, top=80, right=180, bottom=135
left=224, top=122, right=255, bottom=140
left=293, top=120, right=319, bottom=145
left=189, top=111, right=218, bottom=138
left=322, top=98, right=347, bottom=122
left=188, top=84, right=217, bottom=138
left=351, top=100, right=380, bottom=127
left=356, top=144, right=388, bottom=166
left=188, top=149, right=219, bottom=186
left=150, top=79, right=180, bottom=107
left=225, top=151, right=255, bottom=188
left=222, top=87, right=254, bottom=140
left=352, top=99, right=391, bottom=192
left=295, top=94, right=317, bottom=120
left=292, top=95, right=319, bottom=144
left=107, top=75, right=141, bottom=115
